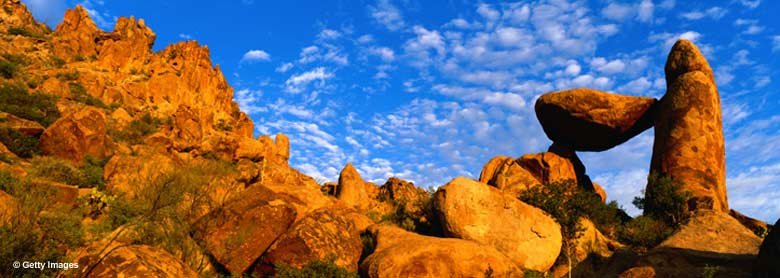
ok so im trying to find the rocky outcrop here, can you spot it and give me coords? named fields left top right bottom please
left=536, top=88, right=656, bottom=152
left=261, top=206, right=368, bottom=272
left=53, top=6, right=101, bottom=59
left=257, top=161, right=334, bottom=220
left=729, top=209, right=768, bottom=237
left=0, top=111, right=44, bottom=136
left=103, top=150, right=176, bottom=197
left=0, top=0, right=48, bottom=34
left=70, top=243, right=197, bottom=277
left=192, top=185, right=297, bottom=274
left=434, top=177, right=562, bottom=272
left=360, top=225, right=522, bottom=278
left=552, top=218, right=624, bottom=277
left=336, top=163, right=374, bottom=211
left=39, top=107, right=112, bottom=163
left=755, top=218, right=780, bottom=277
left=621, top=211, right=761, bottom=277
left=0, top=190, right=15, bottom=225
left=648, top=40, right=727, bottom=212
left=479, top=155, right=541, bottom=196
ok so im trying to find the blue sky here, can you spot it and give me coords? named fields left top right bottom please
left=23, top=0, right=780, bottom=221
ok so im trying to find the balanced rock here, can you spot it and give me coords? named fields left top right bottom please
left=434, top=177, right=562, bottom=272
left=261, top=206, right=368, bottom=272
left=69, top=243, right=197, bottom=277
left=192, top=185, right=297, bottom=274
left=755, top=218, right=780, bottom=277
left=360, top=225, right=522, bottom=278
left=649, top=39, right=727, bottom=212
left=535, top=88, right=656, bottom=151
left=39, top=107, right=112, bottom=164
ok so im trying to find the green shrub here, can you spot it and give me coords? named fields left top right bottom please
left=0, top=60, right=17, bottom=79
left=379, top=188, right=441, bottom=236
left=0, top=172, right=84, bottom=278
left=7, top=27, right=44, bottom=39
left=632, top=174, right=692, bottom=228
left=0, top=83, right=60, bottom=126
left=523, top=270, right=552, bottom=278
left=56, top=70, right=79, bottom=81
left=110, top=113, right=165, bottom=144
left=50, top=56, right=66, bottom=68
left=69, top=82, right=107, bottom=108
left=274, top=256, right=358, bottom=278
left=617, top=215, right=673, bottom=248
left=28, top=156, right=109, bottom=188
left=0, top=127, right=39, bottom=158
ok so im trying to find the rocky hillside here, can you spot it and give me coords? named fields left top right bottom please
left=0, top=1, right=777, bottom=277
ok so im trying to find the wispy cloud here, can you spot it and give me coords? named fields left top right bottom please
left=284, top=67, right=334, bottom=93
left=368, top=0, right=405, bottom=31
left=241, top=49, right=271, bottom=63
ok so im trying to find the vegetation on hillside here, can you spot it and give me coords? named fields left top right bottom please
left=0, top=83, right=60, bottom=126
left=274, top=256, right=358, bottom=278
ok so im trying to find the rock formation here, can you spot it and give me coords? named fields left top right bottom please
left=0, top=112, right=44, bottom=136
left=649, top=40, right=727, bottom=212
left=434, top=177, right=562, bottom=272
left=536, top=88, right=657, bottom=151
left=70, top=243, right=198, bottom=277
left=359, top=225, right=522, bottom=278
left=39, top=107, right=113, bottom=163
left=336, top=163, right=375, bottom=211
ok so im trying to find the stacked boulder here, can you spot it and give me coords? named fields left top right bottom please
left=532, top=39, right=727, bottom=214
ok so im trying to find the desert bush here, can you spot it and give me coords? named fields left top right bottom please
left=0, top=83, right=60, bottom=126
left=56, top=70, right=79, bottom=81
left=274, top=255, right=358, bottom=278
left=28, top=156, right=108, bottom=188
left=7, top=27, right=44, bottom=39
left=0, top=171, right=85, bottom=278
left=110, top=113, right=165, bottom=145
left=632, top=174, right=692, bottom=228
left=0, top=60, right=17, bottom=79
left=617, top=215, right=673, bottom=248
left=69, top=82, right=108, bottom=108
left=380, top=188, right=441, bottom=236
left=0, top=127, right=39, bottom=158
left=523, top=270, right=553, bottom=278
left=50, top=56, right=66, bottom=68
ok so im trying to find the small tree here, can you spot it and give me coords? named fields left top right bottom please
left=632, top=173, right=692, bottom=228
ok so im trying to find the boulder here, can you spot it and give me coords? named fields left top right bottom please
left=535, top=88, right=657, bottom=151
left=479, top=155, right=541, bottom=197
left=649, top=39, right=727, bottom=212
left=109, top=107, right=133, bottom=128
left=552, top=218, right=623, bottom=278
left=69, top=243, right=197, bottom=277
left=378, top=177, right=427, bottom=211
left=103, top=151, right=176, bottom=198
left=755, top=218, right=780, bottom=277
left=275, top=133, right=290, bottom=163
left=39, top=107, right=112, bottom=164
left=0, top=111, right=45, bottom=136
left=261, top=206, right=368, bottom=272
left=620, top=210, right=761, bottom=277
left=192, top=184, right=297, bottom=274
left=360, top=225, right=522, bottom=278
left=258, top=162, right=334, bottom=220
left=517, top=151, right=577, bottom=185
left=434, top=177, right=562, bottom=272
left=336, top=163, right=373, bottom=211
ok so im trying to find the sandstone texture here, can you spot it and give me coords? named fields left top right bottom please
left=360, top=225, right=522, bottom=278
left=39, top=107, right=112, bottom=163
left=536, top=88, right=656, bottom=151
left=69, top=243, right=197, bottom=278
left=0, top=112, right=45, bottom=136
left=434, top=177, right=562, bottom=272
left=648, top=39, right=727, bottom=212
left=192, top=185, right=297, bottom=274
left=262, top=206, right=367, bottom=272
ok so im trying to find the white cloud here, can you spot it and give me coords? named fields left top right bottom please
left=241, top=49, right=271, bottom=63
left=234, top=89, right=265, bottom=114
left=680, top=7, right=727, bottom=20
left=178, top=33, right=193, bottom=40
left=284, top=67, right=334, bottom=93
left=743, top=25, right=764, bottom=35
left=591, top=57, right=627, bottom=75
left=276, top=62, right=293, bottom=73
left=738, top=0, right=761, bottom=9
left=318, top=29, right=341, bottom=40
left=369, top=0, right=404, bottom=31
left=368, top=47, right=395, bottom=62
left=602, top=3, right=634, bottom=21
left=773, top=36, right=780, bottom=52
left=637, top=0, right=654, bottom=22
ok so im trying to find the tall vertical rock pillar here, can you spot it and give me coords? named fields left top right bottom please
left=648, top=39, right=727, bottom=212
